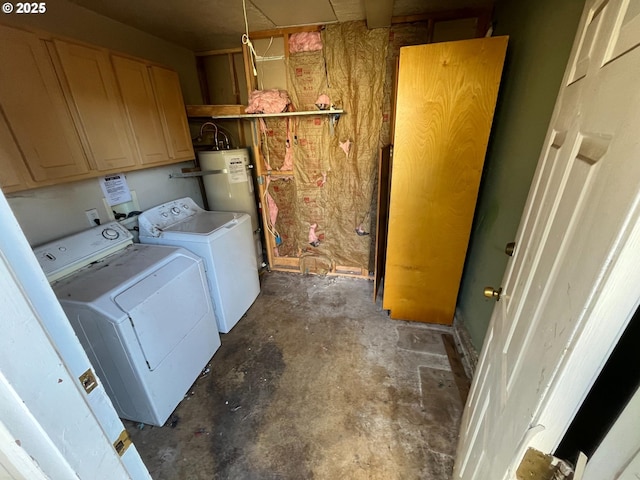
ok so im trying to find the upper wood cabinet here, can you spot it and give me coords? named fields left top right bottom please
left=52, top=39, right=137, bottom=171
left=149, top=66, right=194, bottom=161
left=0, top=24, right=195, bottom=193
left=111, top=55, right=172, bottom=166
left=0, top=25, right=89, bottom=183
left=0, top=109, right=31, bottom=192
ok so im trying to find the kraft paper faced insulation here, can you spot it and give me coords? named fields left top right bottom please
left=261, top=21, right=388, bottom=273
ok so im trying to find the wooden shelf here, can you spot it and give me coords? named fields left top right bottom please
left=186, top=104, right=245, bottom=117
left=186, top=104, right=344, bottom=119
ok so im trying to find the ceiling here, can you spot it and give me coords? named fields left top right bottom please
left=68, top=0, right=493, bottom=51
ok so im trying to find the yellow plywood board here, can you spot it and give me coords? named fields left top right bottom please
left=383, top=36, right=508, bottom=325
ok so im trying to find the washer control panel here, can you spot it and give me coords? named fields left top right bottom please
left=138, top=197, right=204, bottom=237
left=34, top=222, right=133, bottom=282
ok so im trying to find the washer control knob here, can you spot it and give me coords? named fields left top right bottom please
left=171, top=207, right=180, bottom=215
left=181, top=204, right=189, bottom=210
left=161, top=212, right=169, bottom=218
left=102, top=228, right=120, bottom=240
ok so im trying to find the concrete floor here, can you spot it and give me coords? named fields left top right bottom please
left=125, top=272, right=468, bottom=479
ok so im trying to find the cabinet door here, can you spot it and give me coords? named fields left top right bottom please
left=0, top=25, right=89, bottom=182
left=111, top=55, right=172, bottom=166
left=53, top=40, right=137, bottom=171
left=149, top=66, right=194, bottom=161
left=0, top=109, right=31, bottom=192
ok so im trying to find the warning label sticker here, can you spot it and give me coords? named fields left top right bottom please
left=226, top=157, right=248, bottom=184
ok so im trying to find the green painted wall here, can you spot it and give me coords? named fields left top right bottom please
left=456, top=0, right=585, bottom=349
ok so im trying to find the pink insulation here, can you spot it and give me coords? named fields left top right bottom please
left=315, top=94, right=331, bottom=110
left=339, top=139, right=352, bottom=156
left=245, top=89, right=291, bottom=114
left=317, top=172, right=327, bottom=187
left=289, top=32, right=323, bottom=53
left=308, top=223, right=320, bottom=247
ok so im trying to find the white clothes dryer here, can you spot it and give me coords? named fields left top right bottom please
left=34, top=222, right=220, bottom=426
left=138, top=197, right=260, bottom=333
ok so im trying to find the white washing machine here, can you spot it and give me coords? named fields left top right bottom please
left=138, top=197, right=260, bottom=333
left=34, top=222, right=221, bottom=427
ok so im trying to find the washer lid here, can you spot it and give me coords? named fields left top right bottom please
left=114, top=255, right=210, bottom=370
left=162, top=211, right=240, bottom=235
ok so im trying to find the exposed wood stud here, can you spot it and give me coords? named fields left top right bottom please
left=476, top=10, right=494, bottom=37
left=249, top=25, right=322, bottom=39
left=195, top=56, right=210, bottom=105
left=427, top=18, right=435, bottom=43
left=195, top=47, right=243, bottom=57
left=228, top=53, right=240, bottom=104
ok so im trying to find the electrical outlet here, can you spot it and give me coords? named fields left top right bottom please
left=85, top=208, right=100, bottom=227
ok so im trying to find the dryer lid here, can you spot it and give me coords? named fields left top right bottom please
left=114, top=255, right=211, bottom=370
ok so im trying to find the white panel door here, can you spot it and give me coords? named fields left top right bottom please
left=0, top=191, right=151, bottom=479
left=454, top=0, right=640, bottom=478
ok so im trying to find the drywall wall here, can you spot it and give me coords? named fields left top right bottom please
left=455, top=0, right=584, bottom=349
left=8, top=165, right=203, bottom=246
left=2, top=2, right=204, bottom=245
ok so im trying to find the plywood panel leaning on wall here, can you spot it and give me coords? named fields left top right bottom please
left=0, top=24, right=195, bottom=193
left=0, top=24, right=89, bottom=184
left=383, top=36, right=508, bottom=325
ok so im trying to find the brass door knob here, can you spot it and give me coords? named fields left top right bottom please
left=505, top=242, right=516, bottom=256
left=483, top=287, right=502, bottom=301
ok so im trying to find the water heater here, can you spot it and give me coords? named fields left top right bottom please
left=198, top=149, right=263, bottom=267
